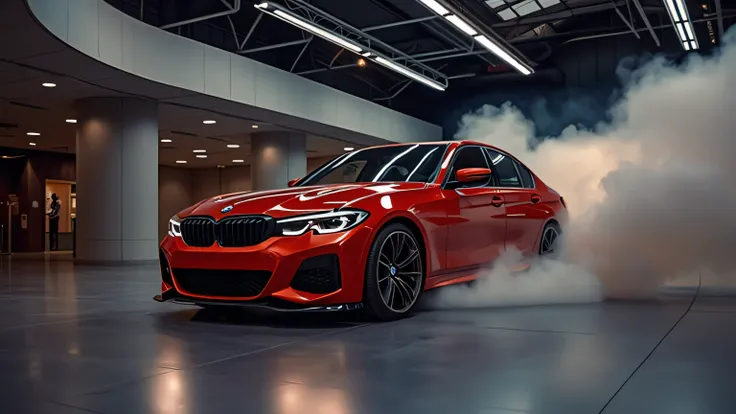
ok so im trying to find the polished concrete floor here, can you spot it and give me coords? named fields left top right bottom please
left=0, top=256, right=734, bottom=414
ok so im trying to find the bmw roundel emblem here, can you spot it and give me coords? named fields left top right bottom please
left=221, top=205, right=233, bottom=213
left=390, top=266, right=397, bottom=276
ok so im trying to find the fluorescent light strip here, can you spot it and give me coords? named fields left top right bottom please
left=665, top=0, right=681, bottom=21
left=673, top=0, right=689, bottom=22
left=474, top=35, right=532, bottom=75
left=270, top=9, right=362, bottom=53
left=683, top=22, right=695, bottom=40
left=690, top=40, right=698, bottom=49
left=419, top=0, right=450, bottom=15
left=675, top=23, right=688, bottom=41
left=683, top=41, right=691, bottom=50
left=445, top=15, right=477, bottom=36
left=374, top=57, right=446, bottom=90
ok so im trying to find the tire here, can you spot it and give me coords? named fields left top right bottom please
left=363, top=223, right=425, bottom=321
left=539, top=221, right=562, bottom=258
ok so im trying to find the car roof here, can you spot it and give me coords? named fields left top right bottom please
left=369, top=140, right=502, bottom=150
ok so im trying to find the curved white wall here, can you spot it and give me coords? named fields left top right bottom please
left=26, top=0, right=442, bottom=144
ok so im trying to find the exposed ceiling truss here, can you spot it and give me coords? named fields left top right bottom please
left=110, top=0, right=735, bottom=108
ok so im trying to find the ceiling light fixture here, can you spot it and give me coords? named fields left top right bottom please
left=256, top=3, right=363, bottom=53
left=196, top=155, right=207, bottom=159
left=418, top=0, right=533, bottom=75
left=664, top=0, right=698, bottom=50
left=193, top=149, right=206, bottom=153
left=176, top=160, right=187, bottom=164
left=419, top=0, right=449, bottom=15
left=474, top=35, right=532, bottom=75
left=374, top=57, right=446, bottom=91
left=65, top=119, right=77, bottom=124
left=255, top=1, right=446, bottom=91
left=29, top=142, right=36, bottom=146
left=27, top=132, right=40, bottom=136
left=445, top=15, right=478, bottom=36
left=227, top=144, right=240, bottom=148
left=42, top=82, right=56, bottom=88
left=161, top=139, right=172, bottom=143
left=203, top=120, right=216, bottom=124
left=252, top=125, right=259, bottom=129
left=344, top=146, right=355, bottom=151
left=233, top=159, right=244, bottom=163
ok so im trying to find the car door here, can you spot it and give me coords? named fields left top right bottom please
left=442, top=146, right=507, bottom=270
left=485, top=148, right=545, bottom=258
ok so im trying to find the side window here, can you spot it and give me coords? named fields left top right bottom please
left=486, top=149, right=522, bottom=188
left=516, top=163, right=535, bottom=189
left=447, top=146, right=490, bottom=187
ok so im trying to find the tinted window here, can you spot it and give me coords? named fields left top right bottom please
left=447, top=146, right=490, bottom=187
left=299, top=144, right=447, bottom=186
left=486, top=149, right=522, bottom=188
left=516, top=163, right=535, bottom=188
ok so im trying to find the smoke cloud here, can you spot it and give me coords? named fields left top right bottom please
left=434, top=31, right=736, bottom=309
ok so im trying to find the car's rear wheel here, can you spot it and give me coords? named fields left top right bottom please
left=364, top=223, right=425, bottom=321
left=539, top=221, right=561, bottom=257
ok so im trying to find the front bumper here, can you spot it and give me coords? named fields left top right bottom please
left=158, top=225, right=373, bottom=308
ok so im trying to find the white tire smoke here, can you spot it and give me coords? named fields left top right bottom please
left=434, top=30, right=736, bottom=309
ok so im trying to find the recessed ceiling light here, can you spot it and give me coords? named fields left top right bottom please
left=29, top=142, right=36, bottom=146
left=196, top=154, right=207, bottom=158
left=27, top=132, right=41, bottom=136
left=233, top=159, right=244, bottom=163
left=203, top=120, right=216, bottom=124
left=160, top=139, right=172, bottom=143
left=252, top=125, right=259, bottom=129
left=227, top=144, right=240, bottom=148
left=65, top=119, right=77, bottom=124
left=344, top=147, right=354, bottom=151
left=193, top=149, right=206, bottom=153
left=42, top=82, right=56, bottom=88
left=176, top=160, right=187, bottom=164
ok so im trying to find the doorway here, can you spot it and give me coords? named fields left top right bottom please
left=45, top=180, right=75, bottom=252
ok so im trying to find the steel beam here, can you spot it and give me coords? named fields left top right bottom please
left=362, top=16, right=438, bottom=32
left=630, top=0, right=660, bottom=46
left=160, top=0, right=241, bottom=30
left=493, top=2, right=625, bottom=28
left=238, top=39, right=311, bottom=54
left=240, top=13, right=263, bottom=50
left=715, top=0, right=725, bottom=37
left=290, top=36, right=313, bottom=72
left=613, top=2, right=641, bottom=39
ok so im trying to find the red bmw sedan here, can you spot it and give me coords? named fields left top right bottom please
left=157, top=141, right=567, bottom=320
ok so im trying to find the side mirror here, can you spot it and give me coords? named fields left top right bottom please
left=456, top=168, right=491, bottom=183
left=287, top=178, right=300, bottom=187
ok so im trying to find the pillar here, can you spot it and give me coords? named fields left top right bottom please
left=251, top=131, right=306, bottom=191
left=75, top=98, right=159, bottom=263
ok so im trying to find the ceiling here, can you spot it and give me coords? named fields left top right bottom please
left=106, top=0, right=736, bottom=119
left=0, top=60, right=354, bottom=168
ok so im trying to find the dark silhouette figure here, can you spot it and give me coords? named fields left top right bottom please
left=47, top=193, right=61, bottom=251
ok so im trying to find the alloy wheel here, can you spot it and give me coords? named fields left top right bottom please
left=376, top=230, right=423, bottom=313
left=540, top=225, right=560, bottom=255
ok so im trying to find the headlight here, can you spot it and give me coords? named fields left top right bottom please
left=276, top=210, right=369, bottom=236
left=168, top=215, right=182, bottom=237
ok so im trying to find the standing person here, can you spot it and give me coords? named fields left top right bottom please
left=47, top=193, right=61, bottom=251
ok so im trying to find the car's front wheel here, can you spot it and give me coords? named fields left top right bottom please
left=364, top=223, right=425, bottom=321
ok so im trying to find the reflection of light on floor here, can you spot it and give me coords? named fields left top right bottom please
left=152, top=370, right=188, bottom=414
left=271, top=341, right=354, bottom=414
left=275, top=384, right=352, bottom=414
left=151, top=335, right=189, bottom=414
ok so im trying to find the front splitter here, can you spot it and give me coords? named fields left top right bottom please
left=154, top=291, right=363, bottom=313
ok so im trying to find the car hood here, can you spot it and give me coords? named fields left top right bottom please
left=182, top=182, right=427, bottom=219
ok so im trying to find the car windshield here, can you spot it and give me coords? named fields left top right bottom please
left=298, top=144, right=448, bottom=186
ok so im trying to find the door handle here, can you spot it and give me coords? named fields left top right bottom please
left=491, top=195, right=504, bottom=207
left=530, top=194, right=541, bottom=204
